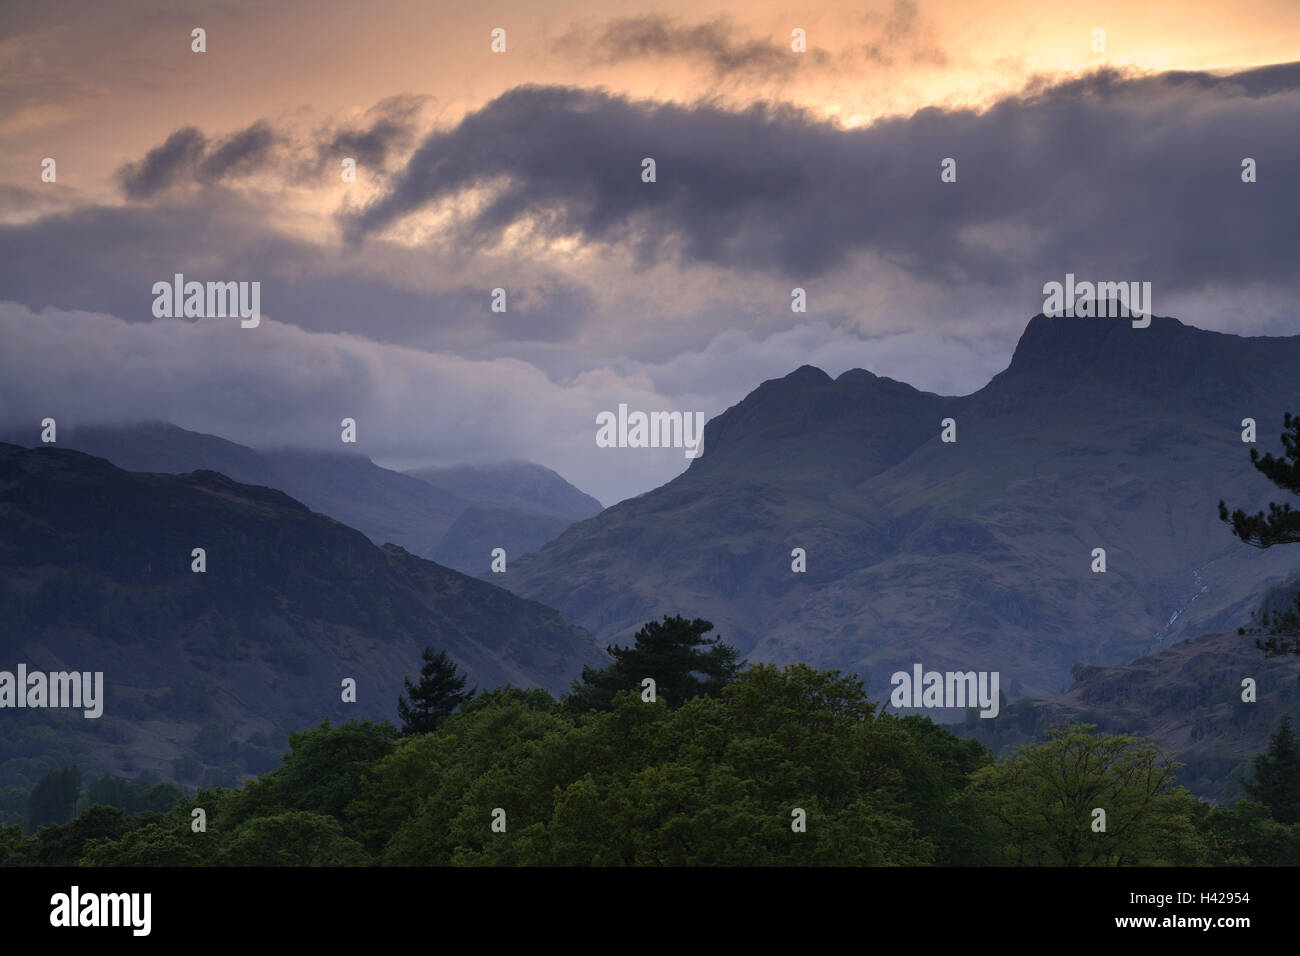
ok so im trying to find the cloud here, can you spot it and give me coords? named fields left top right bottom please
left=117, top=97, right=429, bottom=199
left=0, top=186, right=601, bottom=353
left=118, top=122, right=278, bottom=199
left=118, top=127, right=208, bottom=199
left=311, top=94, right=430, bottom=177
left=346, top=64, right=1300, bottom=299
left=0, top=301, right=711, bottom=504
left=0, top=300, right=1010, bottom=504
left=558, top=6, right=941, bottom=79
left=569, top=15, right=812, bottom=79
left=4, top=62, right=1300, bottom=466
left=859, top=0, right=948, bottom=66
left=197, top=120, right=277, bottom=183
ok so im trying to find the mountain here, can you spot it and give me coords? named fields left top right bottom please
left=960, top=581, right=1300, bottom=802
left=0, top=442, right=604, bottom=789
left=406, top=462, right=603, bottom=573
left=407, top=461, right=603, bottom=519
left=254, top=447, right=469, bottom=559
left=424, top=506, right=580, bottom=578
left=0, top=422, right=601, bottom=575
left=500, top=314, right=1300, bottom=708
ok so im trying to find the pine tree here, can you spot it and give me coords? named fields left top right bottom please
left=567, top=614, right=742, bottom=712
left=1219, top=412, right=1300, bottom=654
left=397, top=649, right=475, bottom=736
left=1244, top=714, right=1300, bottom=824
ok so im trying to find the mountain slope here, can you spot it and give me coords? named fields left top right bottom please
left=407, top=461, right=603, bottom=573
left=0, top=443, right=604, bottom=788
left=407, top=461, right=602, bottom=519
left=501, top=314, right=1300, bottom=707
left=426, top=506, right=578, bottom=576
left=960, top=612, right=1300, bottom=802
left=0, top=422, right=601, bottom=574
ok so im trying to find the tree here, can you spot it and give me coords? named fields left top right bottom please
left=1244, top=714, right=1300, bottom=824
left=33, top=805, right=132, bottom=866
left=567, top=615, right=743, bottom=712
left=1219, top=412, right=1300, bottom=654
left=1202, top=800, right=1300, bottom=866
left=220, top=811, right=370, bottom=866
left=969, top=724, right=1206, bottom=865
left=26, top=766, right=81, bottom=831
left=397, top=649, right=476, bottom=735
left=80, top=823, right=208, bottom=867
left=223, top=719, right=397, bottom=827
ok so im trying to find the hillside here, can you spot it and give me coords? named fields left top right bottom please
left=0, top=422, right=600, bottom=575
left=961, top=611, right=1300, bottom=802
left=0, top=443, right=604, bottom=791
left=407, top=461, right=603, bottom=572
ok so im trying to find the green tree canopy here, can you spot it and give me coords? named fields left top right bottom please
left=567, top=615, right=742, bottom=712
left=54, top=667, right=1300, bottom=867
left=969, top=724, right=1205, bottom=865
left=221, top=718, right=397, bottom=830
left=220, top=810, right=370, bottom=866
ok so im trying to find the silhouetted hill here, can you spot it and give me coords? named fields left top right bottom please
left=0, top=443, right=604, bottom=789
left=0, top=422, right=601, bottom=575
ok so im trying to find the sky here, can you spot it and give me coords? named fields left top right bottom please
left=1, top=0, right=1298, bottom=505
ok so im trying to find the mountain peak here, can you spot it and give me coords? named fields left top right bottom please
left=835, top=368, right=881, bottom=384
left=783, top=365, right=834, bottom=385
left=1012, top=311, right=1188, bottom=358
left=974, top=311, right=1258, bottom=414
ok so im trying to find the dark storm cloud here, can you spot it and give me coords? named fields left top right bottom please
left=322, top=120, right=407, bottom=169
left=118, top=122, right=278, bottom=199
left=572, top=15, right=805, bottom=78
left=0, top=190, right=590, bottom=349
left=347, top=64, right=1300, bottom=294
left=117, top=98, right=427, bottom=198
left=118, top=127, right=207, bottom=199
left=197, top=120, right=277, bottom=183
left=316, top=94, right=429, bottom=170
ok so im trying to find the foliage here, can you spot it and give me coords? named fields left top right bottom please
left=568, top=615, right=743, bottom=712
left=1219, top=411, right=1300, bottom=654
left=968, top=724, right=1206, bottom=865
left=1244, top=714, right=1300, bottom=824
left=4, top=649, right=1297, bottom=867
left=397, top=648, right=476, bottom=736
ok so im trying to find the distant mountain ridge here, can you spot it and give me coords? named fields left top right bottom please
left=406, top=462, right=602, bottom=572
left=500, top=313, right=1300, bottom=710
left=0, top=422, right=601, bottom=575
left=406, top=461, right=602, bottom=518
